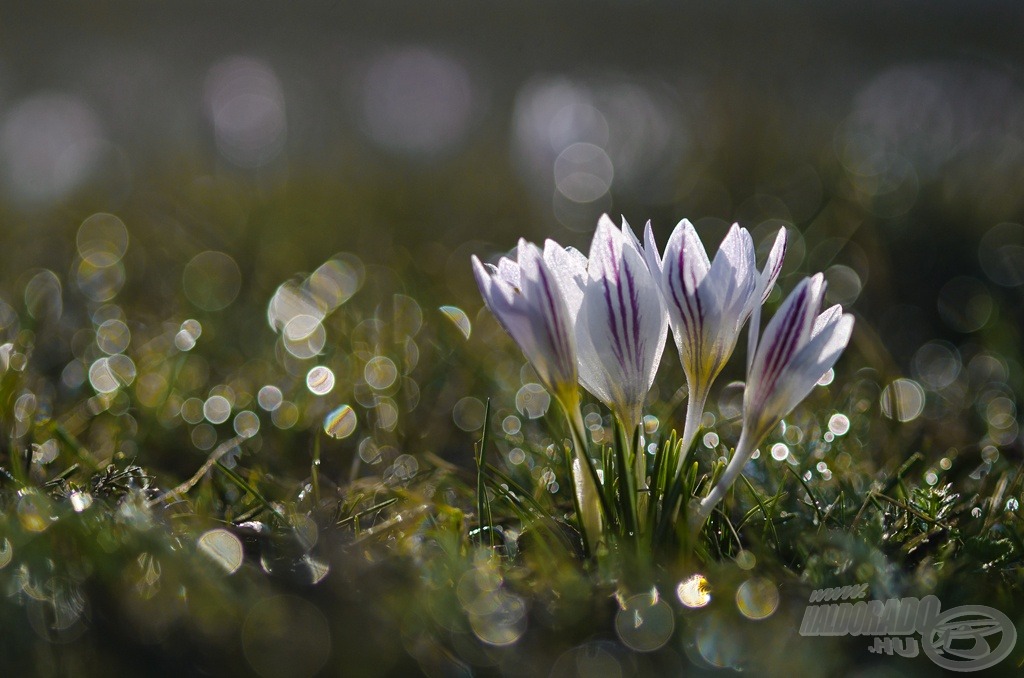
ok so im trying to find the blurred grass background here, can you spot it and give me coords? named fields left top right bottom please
left=0, top=2, right=1023, bottom=676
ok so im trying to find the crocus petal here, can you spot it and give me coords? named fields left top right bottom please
left=661, top=220, right=711, bottom=344
left=746, top=273, right=824, bottom=409
left=772, top=310, right=854, bottom=420
left=518, top=240, right=577, bottom=386
left=643, top=220, right=662, bottom=277
left=621, top=216, right=645, bottom=258
left=473, top=255, right=544, bottom=372
left=543, top=239, right=588, bottom=323
left=700, top=224, right=757, bottom=336
left=495, top=255, right=521, bottom=289
left=743, top=276, right=851, bottom=446
left=758, top=227, right=788, bottom=304
left=472, top=246, right=578, bottom=399
left=577, top=216, right=668, bottom=429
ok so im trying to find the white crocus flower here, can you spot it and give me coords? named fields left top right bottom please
left=649, top=220, right=787, bottom=465
left=544, top=216, right=668, bottom=525
left=472, top=240, right=602, bottom=549
left=696, top=273, right=854, bottom=520
left=546, top=215, right=669, bottom=437
left=472, top=240, right=579, bottom=402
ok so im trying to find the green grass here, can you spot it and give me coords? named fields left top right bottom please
left=0, top=172, right=1022, bottom=676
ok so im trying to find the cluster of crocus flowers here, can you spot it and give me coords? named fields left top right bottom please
left=473, top=214, right=853, bottom=551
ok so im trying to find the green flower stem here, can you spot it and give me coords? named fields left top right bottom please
left=696, top=428, right=754, bottom=521
left=558, top=395, right=608, bottom=555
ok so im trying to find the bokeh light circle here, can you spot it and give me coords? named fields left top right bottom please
left=183, top=251, right=242, bottom=311
left=324, top=404, right=357, bottom=439
left=614, top=593, right=675, bottom=652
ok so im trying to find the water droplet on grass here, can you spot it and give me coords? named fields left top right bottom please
left=735, top=577, right=779, bottom=620
left=32, top=439, right=59, bottom=465
left=880, top=378, right=925, bottom=422
left=515, top=383, right=550, bottom=419
left=364, top=356, right=397, bottom=390
left=234, top=410, right=260, bottom=438
left=502, top=415, right=521, bottom=435
left=306, top=366, right=335, bottom=395
left=69, top=490, right=93, bottom=513
left=468, top=591, right=527, bottom=646
left=77, top=212, right=129, bottom=265
left=440, top=305, right=471, bottom=339
left=324, top=405, right=357, bottom=439
left=643, top=415, right=659, bottom=435
left=828, top=413, right=850, bottom=436
left=453, top=396, right=485, bottom=431
left=198, top=529, right=243, bottom=574
left=615, top=592, right=674, bottom=652
left=204, top=395, right=232, bottom=424
left=676, top=574, right=711, bottom=608
left=257, top=385, right=283, bottom=411
left=16, top=492, right=52, bottom=532
left=96, top=319, right=130, bottom=354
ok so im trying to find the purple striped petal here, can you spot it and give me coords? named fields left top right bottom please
left=471, top=245, right=579, bottom=398
left=660, top=220, right=712, bottom=377
left=746, top=274, right=824, bottom=411
left=577, top=216, right=668, bottom=429
left=773, top=309, right=854, bottom=419
left=759, top=227, right=788, bottom=303
left=518, top=241, right=578, bottom=389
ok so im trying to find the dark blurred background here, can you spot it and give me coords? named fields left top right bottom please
left=0, top=1, right=1022, bottom=445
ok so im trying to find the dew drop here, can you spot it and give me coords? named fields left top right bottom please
left=183, top=251, right=242, bottom=312
left=615, top=592, right=675, bottom=652
left=677, top=574, right=711, bottom=608
left=735, top=577, right=779, bottom=620
left=257, top=385, right=283, bottom=411
left=453, top=396, right=485, bottom=432
left=502, top=415, right=521, bottom=435
left=233, top=410, right=260, bottom=438
left=364, top=356, right=397, bottom=390
left=440, top=305, right=471, bottom=339
left=324, top=405, right=357, bottom=439
left=515, top=383, right=550, bottom=419
left=96, top=319, right=131, bottom=354
left=828, top=413, right=850, bottom=436
left=880, top=378, right=925, bottom=422
left=306, top=366, right=335, bottom=395
left=32, top=439, right=59, bottom=465
left=203, top=395, right=232, bottom=424
left=198, top=529, right=244, bottom=575
left=69, top=490, right=93, bottom=513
